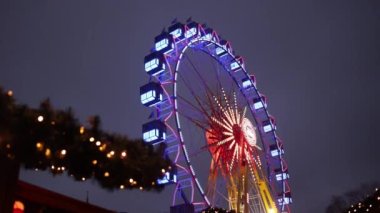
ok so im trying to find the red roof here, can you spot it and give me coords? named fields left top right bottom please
left=15, top=180, right=114, bottom=213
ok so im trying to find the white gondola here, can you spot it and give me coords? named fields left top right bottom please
left=269, top=144, right=284, bottom=157
left=155, top=33, right=174, bottom=54
left=144, top=52, right=166, bottom=76
left=140, top=82, right=163, bottom=107
left=142, top=120, right=166, bottom=144
left=278, top=192, right=292, bottom=205
left=157, top=171, right=177, bottom=185
left=169, top=22, right=185, bottom=40
left=275, top=168, right=289, bottom=181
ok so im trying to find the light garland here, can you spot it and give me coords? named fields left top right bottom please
left=0, top=87, right=171, bottom=191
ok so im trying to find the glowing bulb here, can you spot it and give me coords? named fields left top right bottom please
left=51, top=165, right=55, bottom=169
left=7, top=90, right=13, bottom=96
left=82, top=177, right=86, bottom=181
left=139, top=186, right=143, bottom=190
left=95, top=141, right=101, bottom=146
left=110, top=151, right=115, bottom=155
left=89, top=137, right=95, bottom=142
left=121, top=151, right=127, bottom=158
left=61, top=166, right=65, bottom=171
left=45, top=148, right=51, bottom=157
left=36, top=142, right=43, bottom=151
left=104, top=172, right=110, bottom=177
left=79, top=126, right=85, bottom=134
left=92, top=160, right=97, bottom=165
left=120, top=185, right=124, bottom=189
left=60, top=149, right=67, bottom=156
left=129, top=178, right=134, bottom=183
left=37, top=116, right=44, bottom=122
left=161, top=169, right=165, bottom=173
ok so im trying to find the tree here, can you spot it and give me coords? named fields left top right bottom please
left=326, top=182, right=380, bottom=213
left=0, top=87, right=171, bottom=213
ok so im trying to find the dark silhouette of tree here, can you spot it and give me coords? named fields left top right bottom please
left=326, top=182, right=379, bottom=213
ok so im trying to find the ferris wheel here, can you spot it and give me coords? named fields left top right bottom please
left=140, top=19, right=292, bottom=213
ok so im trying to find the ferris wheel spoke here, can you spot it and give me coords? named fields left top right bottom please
left=184, top=54, right=215, bottom=97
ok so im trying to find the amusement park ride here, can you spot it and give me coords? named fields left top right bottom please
left=140, top=19, right=292, bottom=213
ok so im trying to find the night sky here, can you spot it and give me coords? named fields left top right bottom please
left=1, top=1, right=380, bottom=212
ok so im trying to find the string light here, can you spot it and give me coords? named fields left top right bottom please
left=82, top=177, right=86, bottom=181
left=89, top=137, right=95, bottom=142
left=36, top=142, right=43, bottom=151
left=6, top=144, right=11, bottom=149
left=139, top=186, right=143, bottom=190
left=79, top=126, right=85, bottom=134
left=120, top=185, right=124, bottom=189
left=121, top=151, right=127, bottom=158
left=60, top=149, right=67, bottom=156
left=95, top=141, right=101, bottom=146
left=99, top=144, right=106, bottom=151
left=7, top=90, right=13, bottom=96
left=92, top=160, right=97, bottom=165
left=45, top=148, right=51, bottom=157
left=129, top=178, right=134, bottom=183
left=104, top=172, right=110, bottom=177
left=161, top=169, right=165, bottom=173
left=37, top=116, right=44, bottom=122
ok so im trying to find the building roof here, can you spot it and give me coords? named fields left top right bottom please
left=15, top=180, right=115, bottom=213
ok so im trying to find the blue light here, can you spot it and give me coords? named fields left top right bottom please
left=145, top=58, right=159, bottom=72
left=169, top=22, right=185, bottom=40
left=216, top=47, right=227, bottom=57
left=242, top=78, right=252, bottom=89
left=154, top=33, right=175, bottom=54
left=263, top=124, right=273, bottom=133
left=278, top=192, right=292, bottom=205
left=142, top=120, right=166, bottom=144
left=270, top=144, right=284, bottom=157
left=230, top=61, right=240, bottom=70
left=253, top=101, right=264, bottom=110
left=185, top=27, right=197, bottom=38
left=141, top=90, right=156, bottom=104
left=144, top=53, right=166, bottom=76
left=143, top=129, right=159, bottom=142
left=275, top=170, right=289, bottom=181
left=140, top=82, right=163, bottom=107
left=253, top=97, right=266, bottom=110
left=157, top=172, right=177, bottom=185
left=201, top=32, right=212, bottom=41
left=155, top=38, right=169, bottom=51
left=170, top=28, right=182, bottom=39
left=262, top=119, right=275, bottom=133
